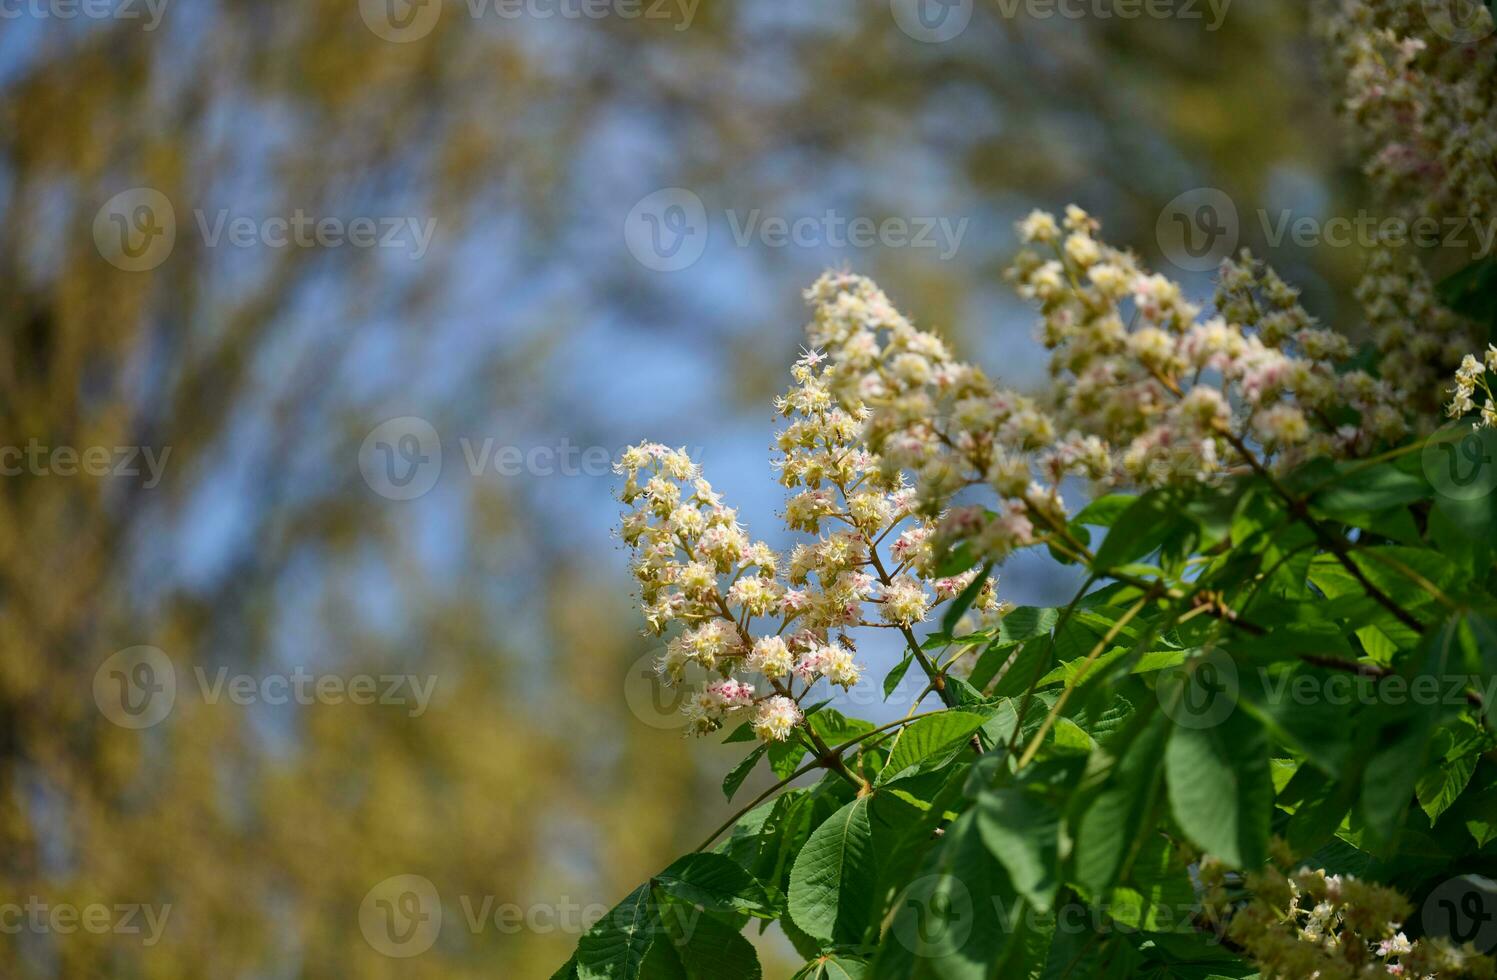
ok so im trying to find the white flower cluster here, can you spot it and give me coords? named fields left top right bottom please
left=614, top=339, right=1002, bottom=741
left=1009, top=207, right=1415, bottom=483
left=616, top=206, right=1466, bottom=741
left=1357, top=246, right=1480, bottom=423
left=1447, top=345, right=1497, bottom=429
left=1319, top=0, right=1497, bottom=224
left=1202, top=853, right=1495, bottom=979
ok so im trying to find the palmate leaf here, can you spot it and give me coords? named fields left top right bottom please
left=787, top=796, right=877, bottom=945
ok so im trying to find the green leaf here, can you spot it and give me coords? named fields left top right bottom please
left=1417, top=752, right=1477, bottom=824
left=769, top=738, right=809, bottom=780
left=1358, top=618, right=1461, bottom=850
left=1437, top=256, right=1497, bottom=332
left=873, top=810, right=1019, bottom=979
left=723, top=744, right=768, bottom=802
left=551, top=955, right=580, bottom=980
left=1093, top=490, right=1187, bottom=571
left=1073, top=494, right=1138, bottom=529
left=1000, top=606, right=1060, bottom=646
left=933, top=539, right=979, bottom=577
left=793, top=955, right=871, bottom=979
left=787, top=796, right=876, bottom=945
left=884, top=653, right=914, bottom=701
left=1446, top=762, right=1497, bottom=847
left=724, top=722, right=757, bottom=744
left=577, top=883, right=660, bottom=980
left=1069, top=712, right=1171, bottom=898
left=977, top=785, right=1061, bottom=912
left=810, top=708, right=875, bottom=746
left=876, top=711, right=989, bottom=786
left=1309, top=463, right=1429, bottom=521
left=654, top=853, right=775, bottom=918
left=1428, top=492, right=1496, bottom=581
left=1106, top=835, right=1197, bottom=935
left=648, top=896, right=762, bottom=980
left=1165, top=710, right=1273, bottom=868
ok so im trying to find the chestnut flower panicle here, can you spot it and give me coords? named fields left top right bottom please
left=1446, top=346, right=1497, bottom=429
left=1200, top=849, right=1497, bottom=979
left=1318, top=0, right=1497, bottom=226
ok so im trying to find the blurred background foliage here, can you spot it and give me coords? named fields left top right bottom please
left=0, top=0, right=1384, bottom=974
